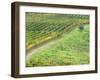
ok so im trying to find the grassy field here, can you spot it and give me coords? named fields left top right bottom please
left=26, top=24, right=90, bottom=67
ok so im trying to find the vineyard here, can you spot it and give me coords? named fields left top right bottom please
left=26, top=13, right=89, bottom=50
left=26, top=12, right=90, bottom=67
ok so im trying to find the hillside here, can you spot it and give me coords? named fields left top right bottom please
left=26, top=24, right=90, bottom=67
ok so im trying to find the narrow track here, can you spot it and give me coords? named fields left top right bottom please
left=26, top=36, right=61, bottom=62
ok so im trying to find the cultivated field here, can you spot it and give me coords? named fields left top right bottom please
left=25, top=12, right=90, bottom=67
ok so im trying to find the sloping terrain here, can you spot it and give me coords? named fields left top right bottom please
left=26, top=13, right=89, bottom=51
left=26, top=25, right=90, bottom=67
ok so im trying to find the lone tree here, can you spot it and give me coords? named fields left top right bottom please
left=79, top=24, right=84, bottom=31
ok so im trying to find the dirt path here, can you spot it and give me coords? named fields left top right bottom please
left=26, top=37, right=60, bottom=62
left=26, top=30, right=73, bottom=62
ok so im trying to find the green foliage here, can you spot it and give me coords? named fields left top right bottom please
left=26, top=25, right=90, bottom=67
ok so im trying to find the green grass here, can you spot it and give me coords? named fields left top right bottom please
left=26, top=25, right=90, bottom=67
